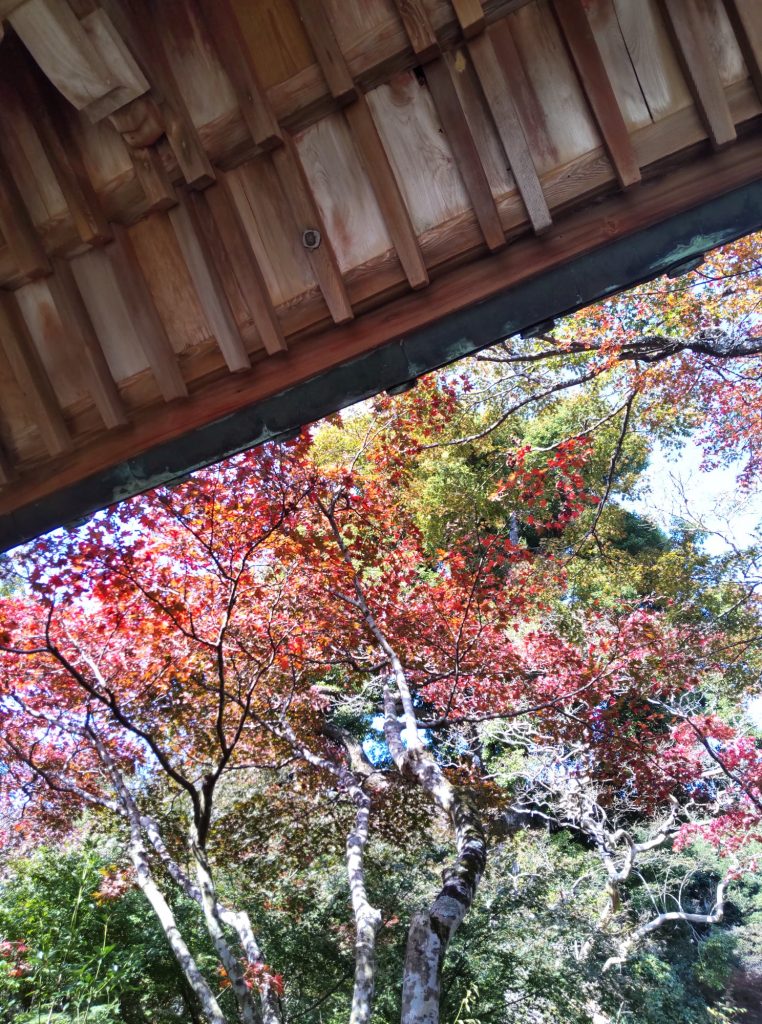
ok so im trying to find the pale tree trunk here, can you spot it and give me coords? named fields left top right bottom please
left=91, top=729, right=229, bottom=1024
left=265, top=716, right=382, bottom=1024
left=383, top=689, right=487, bottom=1024
left=318, top=496, right=486, bottom=1024
left=347, top=790, right=382, bottom=1024
left=139, top=813, right=281, bottom=1024
left=191, top=835, right=261, bottom=1024
left=127, top=830, right=229, bottom=1024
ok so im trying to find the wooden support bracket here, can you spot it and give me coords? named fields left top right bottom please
left=0, top=145, right=50, bottom=281
left=0, top=290, right=70, bottom=455
left=425, top=56, right=505, bottom=251
left=345, top=96, right=429, bottom=289
left=294, top=0, right=358, bottom=105
left=468, top=29, right=551, bottom=233
left=392, top=0, right=440, bottom=62
left=551, top=0, right=640, bottom=189
left=109, top=225, right=189, bottom=401
left=660, top=0, right=737, bottom=149
left=47, top=258, right=127, bottom=429
left=169, top=192, right=251, bottom=374
left=208, top=179, right=287, bottom=357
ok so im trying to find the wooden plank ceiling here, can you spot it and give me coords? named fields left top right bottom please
left=0, top=0, right=761, bottom=532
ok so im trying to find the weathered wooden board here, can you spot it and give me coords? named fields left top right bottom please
left=0, top=0, right=759, bottom=534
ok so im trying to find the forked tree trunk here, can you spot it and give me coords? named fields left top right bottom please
left=192, top=836, right=261, bottom=1024
left=128, top=831, right=229, bottom=1024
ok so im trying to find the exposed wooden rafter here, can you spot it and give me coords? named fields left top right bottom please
left=0, top=0, right=758, bottom=539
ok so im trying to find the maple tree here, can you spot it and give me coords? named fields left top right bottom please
left=1, top=235, right=761, bottom=1024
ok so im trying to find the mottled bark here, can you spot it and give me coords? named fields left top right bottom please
left=127, top=830, right=229, bottom=1024
left=383, top=690, right=487, bottom=1024
left=191, top=835, right=260, bottom=1024
left=139, top=813, right=281, bottom=1024
left=91, top=730, right=231, bottom=1024
left=269, top=717, right=382, bottom=1024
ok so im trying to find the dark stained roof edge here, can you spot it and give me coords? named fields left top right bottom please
left=3, top=178, right=762, bottom=552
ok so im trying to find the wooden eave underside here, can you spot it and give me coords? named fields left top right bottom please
left=0, top=0, right=761, bottom=533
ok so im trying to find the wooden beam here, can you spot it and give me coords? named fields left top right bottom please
left=271, top=136, right=353, bottom=324
left=468, top=30, right=551, bottom=233
left=489, top=18, right=558, bottom=170
left=3, top=133, right=762, bottom=521
left=169, top=193, right=251, bottom=373
left=0, top=290, right=70, bottom=456
left=345, top=96, right=428, bottom=289
left=46, top=258, right=126, bottom=429
left=425, top=56, right=505, bottom=251
left=128, top=146, right=177, bottom=213
left=207, top=180, right=287, bottom=356
left=194, top=0, right=281, bottom=151
left=9, top=0, right=118, bottom=110
left=659, top=0, right=736, bottom=149
left=0, top=443, right=16, bottom=488
left=551, top=0, right=640, bottom=189
left=451, top=0, right=486, bottom=39
left=79, top=8, right=150, bottom=123
left=109, top=226, right=188, bottom=401
left=294, top=0, right=357, bottom=105
left=0, top=0, right=27, bottom=18
left=12, top=56, right=111, bottom=246
left=0, top=146, right=49, bottom=281
left=392, top=0, right=440, bottom=63
left=124, top=0, right=215, bottom=188
left=723, top=0, right=762, bottom=102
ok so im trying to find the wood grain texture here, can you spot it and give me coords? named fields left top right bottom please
left=659, top=0, right=737, bottom=147
left=69, top=246, right=151, bottom=383
left=207, top=180, right=287, bottom=356
left=488, top=18, right=558, bottom=172
left=9, top=0, right=118, bottom=110
left=552, top=0, right=640, bottom=188
left=272, top=135, right=354, bottom=322
left=698, top=0, right=746, bottom=88
left=0, top=144, right=50, bottom=281
left=0, top=290, right=70, bottom=455
left=13, top=60, right=111, bottom=246
left=109, top=225, right=189, bottom=401
left=366, top=72, right=471, bottom=235
left=194, top=0, right=282, bottom=150
left=128, top=146, right=177, bottom=212
left=582, top=0, right=651, bottom=131
left=468, top=30, right=551, bottom=232
left=124, top=0, right=216, bottom=188
left=169, top=193, right=251, bottom=372
left=294, top=0, right=358, bottom=104
left=295, top=112, right=394, bottom=272
left=723, top=0, right=762, bottom=100
left=509, top=2, right=599, bottom=166
left=425, top=55, right=505, bottom=250
left=79, top=7, right=150, bottom=122
left=0, top=76, right=68, bottom=227
left=46, top=258, right=126, bottom=428
left=613, top=0, right=692, bottom=120
left=345, top=95, right=428, bottom=287
left=452, top=0, right=486, bottom=38
left=392, top=0, right=440, bottom=61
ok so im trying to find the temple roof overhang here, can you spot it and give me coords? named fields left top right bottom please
left=0, top=0, right=760, bottom=549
